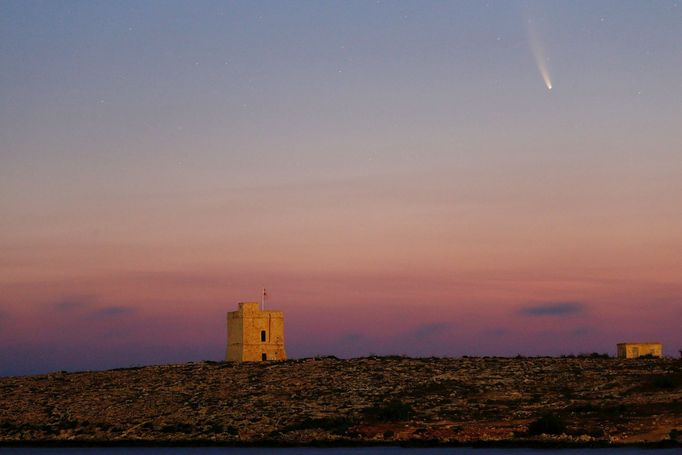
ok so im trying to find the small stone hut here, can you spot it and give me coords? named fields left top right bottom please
left=617, top=342, right=662, bottom=359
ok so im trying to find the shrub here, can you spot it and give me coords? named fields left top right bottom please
left=208, top=422, right=223, bottom=433
left=363, top=399, right=413, bottom=422
left=650, top=375, right=680, bottom=390
left=381, top=355, right=407, bottom=361
left=109, top=366, right=144, bottom=372
left=639, top=353, right=660, bottom=359
left=527, top=413, right=567, bottom=436
left=569, top=403, right=596, bottom=413
left=559, top=386, right=574, bottom=399
left=581, top=352, right=610, bottom=359
left=61, top=419, right=79, bottom=430
left=160, top=423, right=193, bottom=433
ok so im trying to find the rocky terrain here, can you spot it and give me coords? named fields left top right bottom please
left=1, top=356, right=681, bottom=447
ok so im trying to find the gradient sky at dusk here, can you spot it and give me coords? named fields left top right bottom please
left=2, top=1, right=682, bottom=376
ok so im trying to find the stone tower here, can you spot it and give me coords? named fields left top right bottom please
left=226, top=302, right=286, bottom=361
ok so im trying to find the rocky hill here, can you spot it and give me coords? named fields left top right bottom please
left=1, top=356, right=681, bottom=446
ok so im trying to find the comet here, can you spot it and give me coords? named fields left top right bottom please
left=526, top=17, right=553, bottom=91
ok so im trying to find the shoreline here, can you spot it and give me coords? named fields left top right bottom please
left=1, top=439, right=681, bottom=449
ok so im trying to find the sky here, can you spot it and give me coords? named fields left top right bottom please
left=1, top=0, right=682, bottom=376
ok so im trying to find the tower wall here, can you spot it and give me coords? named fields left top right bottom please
left=226, top=302, right=286, bottom=361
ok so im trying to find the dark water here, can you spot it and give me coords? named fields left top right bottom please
left=0, top=448, right=677, bottom=454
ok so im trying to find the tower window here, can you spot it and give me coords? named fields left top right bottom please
left=261, top=353, right=267, bottom=361
left=261, top=330, right=266, bottom=342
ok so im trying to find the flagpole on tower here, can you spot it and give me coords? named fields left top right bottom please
left=262, top=287, right=266, bottom=311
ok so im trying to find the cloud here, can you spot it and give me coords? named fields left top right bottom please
left=53, top=296, right=95, bottom=311
left=91, top=306, right=134, bottom=318
left=519, top=301, right=585, bottom=317
left=481, top=327, right=510, bottom=337
left=571, top=326, right=593, bottom=337
left=50, top=297, right=133, bottom=319
left=406, top=322, right=452, bottom=340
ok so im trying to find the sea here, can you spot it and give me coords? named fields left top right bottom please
left=0, top=448, right=677, bottom=454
